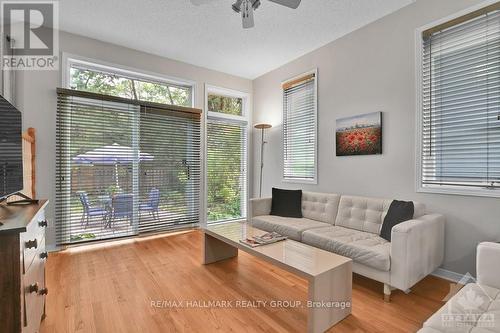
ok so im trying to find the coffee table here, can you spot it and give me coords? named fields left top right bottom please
left=203, top=221, right=352, bottom=333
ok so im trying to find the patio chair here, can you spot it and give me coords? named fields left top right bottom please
left=108, top=193, right=134, bottom=228
left=78, top=192, right=108, bottom=228
left=139, top=188, right=160, bottom=220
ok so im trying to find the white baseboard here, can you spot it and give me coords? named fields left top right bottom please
left=431, top=268, right=466, bottom=283
left=46, top=244, right=60, bottom=253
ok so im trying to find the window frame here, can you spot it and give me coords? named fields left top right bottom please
left=282, top=69, right=318, bottom=185
left=62, top=53, right=196, bottom=107
left=415, top=0, right=500, bottom=198
left=203, top=84, right=250, bottom=226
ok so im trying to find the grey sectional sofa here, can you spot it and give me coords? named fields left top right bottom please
left=250, top=191, right=445, bottom=300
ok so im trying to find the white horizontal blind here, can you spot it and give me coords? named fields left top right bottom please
left=421, top=9, right=500, bottom=190
left=206, top=118, right=247, bottom=223
left=56, top=93, right=140, bottom=244
left=56, top=90, right=201, bottom=245
left=283, top=74, right=316, bottom=181
left=139, top=107, right=201, bottom=233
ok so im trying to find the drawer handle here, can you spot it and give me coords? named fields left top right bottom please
left=25, top=239, right=38, bottom=249
left=38, top=288, right=48, bottom=296
left=28, top=283, right=39, bottom=294
left=38, top=220, right=48, bottom=227
left=40, top=252, right=48, bottom=259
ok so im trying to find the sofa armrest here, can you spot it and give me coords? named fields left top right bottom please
left=477, top=242, right=500, bottom=290
left=390, top=214, right=445, bottom=291
left=249, top=197, right=272, bottom=219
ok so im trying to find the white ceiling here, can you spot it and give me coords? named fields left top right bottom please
left=59, top=0, right=414, bottom=79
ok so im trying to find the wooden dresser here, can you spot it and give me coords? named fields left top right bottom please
left=0, top=200, right=49, bottom=333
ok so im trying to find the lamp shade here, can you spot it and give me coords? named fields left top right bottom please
left=254, top=123, right=272, bottom=129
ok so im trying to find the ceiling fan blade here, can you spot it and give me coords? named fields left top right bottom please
left=268, top=0, right=301, bottom=9
left=232, top=0, right=242, bottom=13
left=241, top=0, right=254, bottom=28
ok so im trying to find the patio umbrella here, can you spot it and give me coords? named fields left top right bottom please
left=73, top=143, right=154, bottom=187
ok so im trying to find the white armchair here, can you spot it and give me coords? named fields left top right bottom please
left=476, top=242, right=500, bottom=290
left=419, top=242, right=500, bottom=332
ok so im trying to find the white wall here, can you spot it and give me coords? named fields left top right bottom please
left=252, top=0, right=499, bottom=276
left=14, top=30, right=252, bottom=248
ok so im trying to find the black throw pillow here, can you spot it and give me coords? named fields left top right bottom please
left=380, top=200, right=414, bottom=242
left=270, top=188, right=303, bottom=218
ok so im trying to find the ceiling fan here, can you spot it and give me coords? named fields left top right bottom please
left=190, top=0, right=301, bottom=29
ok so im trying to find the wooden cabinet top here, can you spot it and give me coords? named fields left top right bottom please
left=0, top=200, right=48, bottom=235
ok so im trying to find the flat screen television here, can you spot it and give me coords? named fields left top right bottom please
left=0, top=94, right=23, bottom=201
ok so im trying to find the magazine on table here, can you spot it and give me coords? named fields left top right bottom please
left=239, top=232, right=287, bottom=247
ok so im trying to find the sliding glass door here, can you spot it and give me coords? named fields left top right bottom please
left=56, top=95, right=140, bottom=243
left=55, top=90, right=201, bottom=245
left=138, top=106, right=201, bottom=233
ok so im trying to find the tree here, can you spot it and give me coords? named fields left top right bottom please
left=70, top=68, right=190, bottom=106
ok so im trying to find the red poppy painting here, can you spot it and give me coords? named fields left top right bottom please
left=336, top=112, right=382, bottom=156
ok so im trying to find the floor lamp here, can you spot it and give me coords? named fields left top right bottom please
left=254, top=123, right=272, bottom=198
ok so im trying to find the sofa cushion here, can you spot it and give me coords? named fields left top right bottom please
left=302, top=192, right=341, bottom=224
left=251, top=215, right=330, bottom=241
left=335, top=195, right=392, bottom=234
left=302, top=226, right=391, bottom=271
left=380, top=200, right=414, bottom=242
left=420, top=283, right=500, bottom=333
left=270, top=188, right=303, bottom=218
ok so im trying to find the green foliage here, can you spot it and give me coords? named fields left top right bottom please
left=106, top=185, right=122, bottom=196
left=207, top=121, right=245, bottom=222
left=70, top=233, right=96, bottom=242
left=70, top=68, right=190, bottom=106
left=208, top=94, right=243, bottom=116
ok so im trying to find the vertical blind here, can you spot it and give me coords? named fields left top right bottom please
left=283, top=73, right=317, bottom=181
left=206, top=118, right=247, bottom=223
left=55, top=89, right=201, bottom=245
left=421, top=6, right=500, bottom=189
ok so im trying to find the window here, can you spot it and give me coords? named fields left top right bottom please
left=282, top=70, right=317, bottom=183
left=66, top=57, right=194, bottom=107
left=206, top=86, right=248, bottom=224
left=208, top=94, right=243, bottom=116
left=417, top=3, right=500, bottom=197
left=56, top=59, right=201, bottom=244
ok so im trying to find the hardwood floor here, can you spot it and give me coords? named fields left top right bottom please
left=41, top=230, right=452, bottom=333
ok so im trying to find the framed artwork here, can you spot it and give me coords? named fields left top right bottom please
left=336, top=111, right=382, bottom=156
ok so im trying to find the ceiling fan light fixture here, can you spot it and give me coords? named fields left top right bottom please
left=232, top=0, right=260, bottom=13
left=229, top=0, right=301, bottom=28
left=241, top=0, right=255, bottom=29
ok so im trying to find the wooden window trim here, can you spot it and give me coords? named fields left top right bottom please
left=422, top=1, right=500, bottom=38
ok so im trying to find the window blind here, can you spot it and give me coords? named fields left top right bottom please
left=139, top=106, right=201, bottom=233
left=55, top=89, right=201, bottom=245
left=283, top=73, right=317, bottom=181
left=421, top=7, right=500, bottom=190
left=206, top=118, right=247, bottom=223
